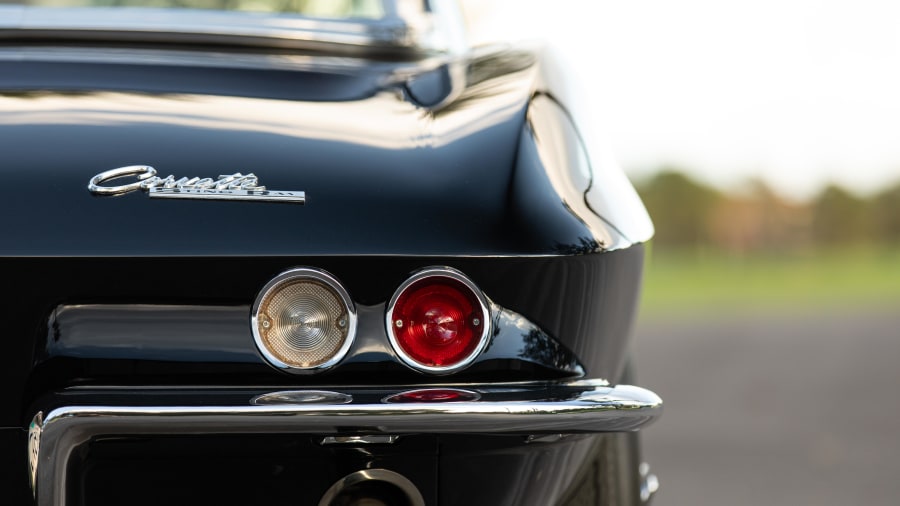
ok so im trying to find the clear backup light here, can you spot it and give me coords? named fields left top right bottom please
left=252, top=268, right=356, bottom=373
left=386, top=267, right=491, bottom=374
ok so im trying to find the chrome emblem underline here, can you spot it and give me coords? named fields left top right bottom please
left=87, top=165, right=305, bottom=204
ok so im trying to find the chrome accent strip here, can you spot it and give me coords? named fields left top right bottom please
left=385, top=266, right=492, bottom=374
left=251, top=267, right=358, bottom=374
left=525, top=433, right=574, bottom=444
left=0, top=6, right=418, bottom=51
left=29, top=382, right=661, bottom=505
left=318, top=469, right=424, bottom=506
left=0, top=46, right=380, bottom=72
left=320, top=435, right=400, bottom=445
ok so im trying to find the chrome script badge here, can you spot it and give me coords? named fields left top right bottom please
left=88, top=165, right=305, bottom=204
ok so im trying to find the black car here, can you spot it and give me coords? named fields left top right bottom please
left=1, top=1, right=660, bottom=504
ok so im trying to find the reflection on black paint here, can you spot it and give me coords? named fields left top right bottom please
left=552, top=237, right=603, bottom=255
left=479, top=308, right=584, bottom=378
left=520, top=328, right=581, bottom=373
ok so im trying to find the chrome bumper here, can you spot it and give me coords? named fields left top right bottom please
left=28, top=380, right=661, bottom=506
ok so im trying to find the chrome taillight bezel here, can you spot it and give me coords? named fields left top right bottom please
left=251, top=267, right=357, bottom=374
left=385, top=266, right=492, bottom=375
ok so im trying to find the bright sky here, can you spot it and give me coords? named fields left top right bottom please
left=463, top=0, right=900, bottom=200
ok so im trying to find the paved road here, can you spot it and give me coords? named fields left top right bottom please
left=633, top=308, right=900, bottom=506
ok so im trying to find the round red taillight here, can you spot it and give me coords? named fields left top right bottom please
left=386, top=268, right=490, bottom=374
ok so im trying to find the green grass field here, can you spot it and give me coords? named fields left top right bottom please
left=638, top=246, right=900, bottom=319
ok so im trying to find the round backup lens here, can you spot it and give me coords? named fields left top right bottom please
left=253, top=269, right=355, bottom=371
left=388, top=271, right=488, bottom=371
left=384, top=388, right=480, bottom=403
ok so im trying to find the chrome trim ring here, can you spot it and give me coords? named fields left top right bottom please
left=251, top=267, right=357, bottom=374
left=318, top=469, right=425, bottom=506
left=385, top=267, right=492, bottom=375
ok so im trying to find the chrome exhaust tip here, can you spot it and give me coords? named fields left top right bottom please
left=318, top=469, right=425, bottom=506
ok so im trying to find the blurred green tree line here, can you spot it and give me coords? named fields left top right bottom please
left=636, top=169, right=900, bottom=252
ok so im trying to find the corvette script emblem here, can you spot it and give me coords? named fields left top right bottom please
left=88, top=165, right=305, bottom=204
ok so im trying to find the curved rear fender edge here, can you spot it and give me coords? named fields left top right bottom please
left=532, top=43, right=654, bottom=245
left=514, top=96, right=631, bottom=253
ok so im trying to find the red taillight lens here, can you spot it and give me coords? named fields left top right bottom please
left=387, top=268, right=490, bottom=373
left=393, top=281, right=478, bottom=364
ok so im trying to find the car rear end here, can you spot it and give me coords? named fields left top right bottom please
left=0, top=1, right=660, bottom=504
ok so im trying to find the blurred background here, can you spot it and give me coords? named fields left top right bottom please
left=462, top=1, right=900, bottom=505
